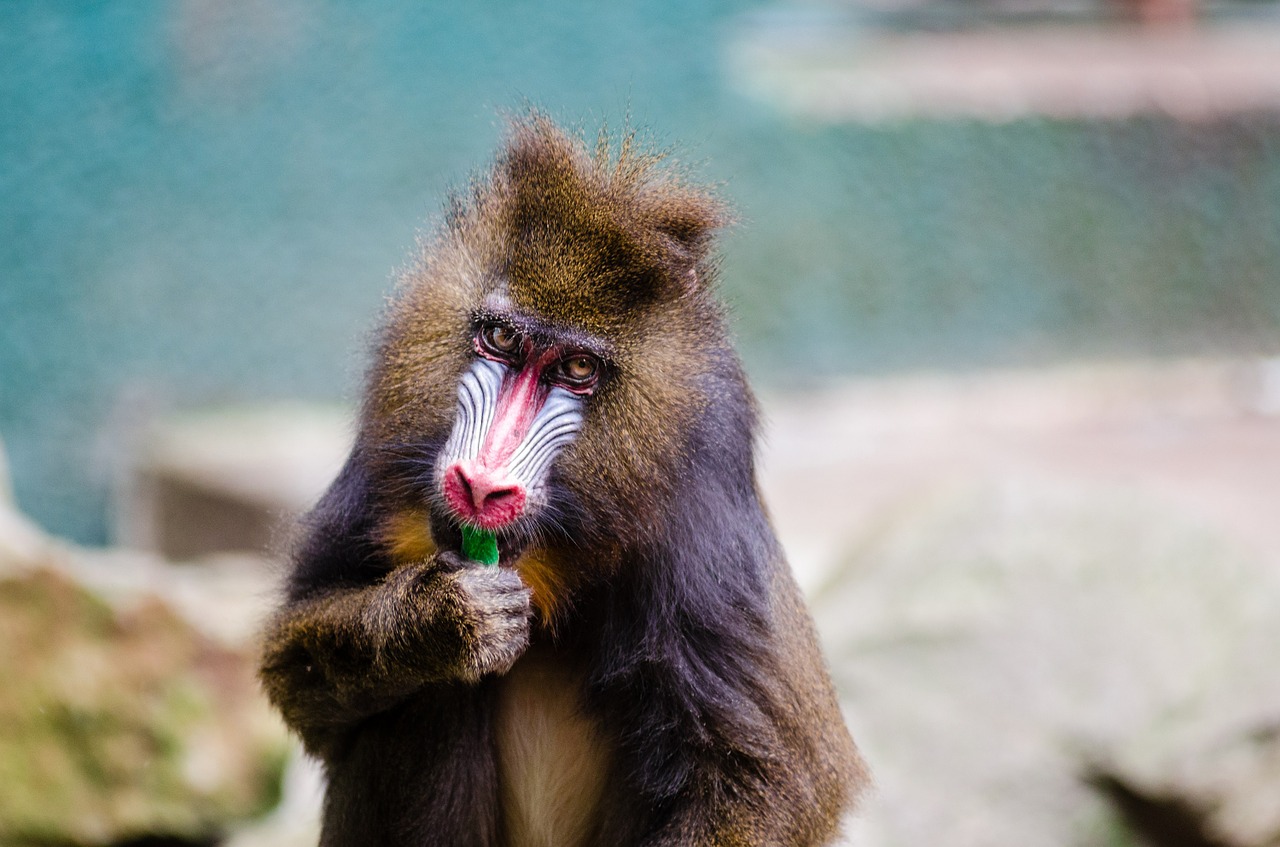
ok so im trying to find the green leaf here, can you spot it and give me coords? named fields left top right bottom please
left=460, top=526, right=499, bottom=566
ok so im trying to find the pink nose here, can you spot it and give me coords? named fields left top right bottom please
left=442, top=462, right=527, bottom=529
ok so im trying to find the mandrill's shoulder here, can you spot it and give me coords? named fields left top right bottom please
left=764, top=548, right=872, bottom=815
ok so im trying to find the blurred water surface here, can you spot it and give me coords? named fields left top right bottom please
left=2, top=0, right=1279, bottom=542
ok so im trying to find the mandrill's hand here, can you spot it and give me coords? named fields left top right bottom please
left=430, top=552, right=533, bottom=682
left=371, top=550, right=532, bottom=683
left=260, top=550, right=533, bottom=756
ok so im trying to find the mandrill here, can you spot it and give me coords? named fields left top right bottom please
left=260, top=116, right=868, bottom=847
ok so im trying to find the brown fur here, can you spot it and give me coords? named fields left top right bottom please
left=260, top=115, right=868, bottom=846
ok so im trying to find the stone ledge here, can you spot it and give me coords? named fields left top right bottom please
left=728, top=19, right=1280, bottom=121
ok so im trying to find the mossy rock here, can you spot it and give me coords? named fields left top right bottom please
left=0, top=568, right=289, bottom=845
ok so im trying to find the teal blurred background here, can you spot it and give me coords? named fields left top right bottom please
left=3, top=0, right=1280, bottom=545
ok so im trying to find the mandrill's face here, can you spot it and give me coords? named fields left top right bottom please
left=433, top=293, right=610, bottom=561
left=370, top=118, right=731, bottom=586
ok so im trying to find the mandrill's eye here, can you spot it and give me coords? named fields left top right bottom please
left=478, top=322, right=522, bottom=359
left=556, top=355, right=599, bottom=390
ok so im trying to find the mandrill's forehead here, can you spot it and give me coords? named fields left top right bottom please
left=466, top=147, right=674, bottom=335
left=496, top=214, right=668, bottom=336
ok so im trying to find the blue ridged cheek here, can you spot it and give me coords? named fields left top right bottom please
left=438, top=357, right=585, bottom=496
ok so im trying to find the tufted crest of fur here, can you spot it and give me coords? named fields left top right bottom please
left=475, top=116, right=727, bottom=329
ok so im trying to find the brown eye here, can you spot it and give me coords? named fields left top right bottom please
left=560, top=355, right=597, bottom=384
left=480, top=323, right=521, bottom=356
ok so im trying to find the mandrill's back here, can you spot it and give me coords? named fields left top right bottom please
left=260, top=115, right=868, bottom=847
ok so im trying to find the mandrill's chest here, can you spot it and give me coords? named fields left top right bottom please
left=494, top=648, right=613, bottom=847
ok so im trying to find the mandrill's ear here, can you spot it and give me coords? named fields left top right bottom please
left=647, top=186, right=730, bottom=293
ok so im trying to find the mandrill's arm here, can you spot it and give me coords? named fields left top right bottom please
left=260, top=552, right=531, bottom=758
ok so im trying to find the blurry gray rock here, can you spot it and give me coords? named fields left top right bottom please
left=116, top=404, right=352, bottom=559
left=816, top=480, right=1280, bottom=847
left=1095, top=659, right=1280, bottom=846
